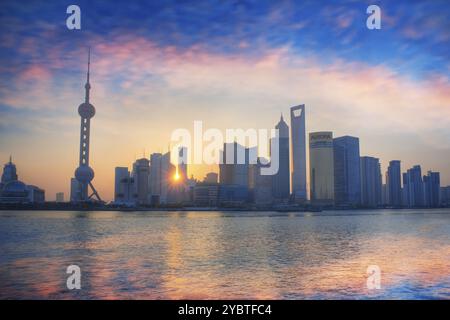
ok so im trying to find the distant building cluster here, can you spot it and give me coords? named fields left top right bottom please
left=112, top=104, right=448, bottom=209
left=0, top=157, right=45, bottom=204
left=112, top=148, right=191, bottom=206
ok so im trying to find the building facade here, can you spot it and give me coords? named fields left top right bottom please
left=132, top=158, right=150, bottom=205
left=272, top=114, right=290, bottom=201
left=290, top=104, right=307, bottom=201
left=309, top=132, right=334, bottom=205
left=423, top=171, right=440, bottom=208
left=0, top=157, right=45, bottom=204
left=403, top=165, right=424, bottom=207
left=386, top=160, right=402, bottom=207
left=333, top=136, right=361, bottom=206
left=360, top=156, right=382, bottom=207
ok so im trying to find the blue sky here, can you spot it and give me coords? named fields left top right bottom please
left=1, top=0, right=449, bottom=79
left=0, top=0, right=449, bottom=200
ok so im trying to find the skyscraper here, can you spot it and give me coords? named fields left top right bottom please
left=114, top=167, right=133, bottom=204
left=132, top=158, right=150, bottom=205
left=72, top=48, right=101, bottom=202
left=290, top=104, right=307, bottom=201
left=423, top=171, right=440, bottom=207
left=309, top=132, right=334, bottom=205
left=403, top=165, right=424, bottom=207
left=252, top=157, right=273, bottom=206
left=272, top=114, right=290, bottom=201
left=160, top=151, right=175, bottom=204
left=333, top=136, right=361, bottom=206
left=360, top=156, right=382, bottom=207
left=386, top=160, right=402, bottom=207
left=149, top=153, right=162, bottom=205
left=70, top=177, right=80, bottom=202
left=219, top=142, right=251, bottom=187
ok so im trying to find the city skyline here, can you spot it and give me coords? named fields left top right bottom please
left=1, top=1, right=449, bottom=201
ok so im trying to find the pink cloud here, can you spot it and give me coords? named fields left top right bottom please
left=18, top=65, right=52, bottom=82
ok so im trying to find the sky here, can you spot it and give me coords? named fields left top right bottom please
left=0, top=0, right=449, bottom=201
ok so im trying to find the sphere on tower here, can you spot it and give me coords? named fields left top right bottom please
left=75, top=165, right=94, bottom=183
left=78, top=102, right=96, bottom=119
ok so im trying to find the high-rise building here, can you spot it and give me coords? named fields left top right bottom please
left=272, top=114, right=290, bottom=201
left=168, top=146, right=189, bottom=204
left=251, top=157, right=273, bottom=206
left=114, top=167, right=133, bottom=204
left=290, top=104, right=307, bottom=201
left=403, top=165, right=424, bottom=207
left=160, top=151, right=175, bottom=204
left=56, top=192, right=64, bottom=203
left=381, top=183, right=388, bottom=206
left=386, top=160, right=402, bottom=207
left=219, top=142, right=251, bottom=187
left=70, top=177, right=80, bottom=202
left=72, top=48, right=101, bottom=202
left=441, top=186, right=450, bottom=206
left=132, top=158, right=150, bottom=205
left=333, top=136, right=361, bottom=206
left=309, top=132, right=334, bottom=204
left=149, top=153, right=162, bottom=205
left=423, top=171, right=440, bottom=208
left=177, top=146, right=188, bottom=181
left=360, top=156, right=382, bottom=207
left=194, top=183, right=219, bottom=207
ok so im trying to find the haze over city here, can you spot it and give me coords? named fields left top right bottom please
left=0, top=1, right=449, bottom=201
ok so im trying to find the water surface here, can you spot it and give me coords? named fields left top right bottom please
left=0, top=209, right=449, bottom=299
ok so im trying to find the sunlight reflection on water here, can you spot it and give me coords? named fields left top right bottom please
left=0, top=209, right=449, bottom=299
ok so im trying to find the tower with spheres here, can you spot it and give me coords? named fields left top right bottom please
left=73, top=48, right=102, bottom=202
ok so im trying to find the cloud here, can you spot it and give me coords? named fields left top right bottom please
left=1, top=22, right=450, bottom=200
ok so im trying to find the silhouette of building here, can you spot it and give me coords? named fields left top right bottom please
left=218, top=142, right=254, bottom=204
left=290, top=105, right=307, bottom=201
left=149, top=153, right=163, bottom=205
left=272, top=114, right=290, bottom=201
left=194, top=183, right=219, bottom=207
left=114, top=167, right=133, bottom=204
left=360, top=156, right=382, bottom=207
left=309, top=132, right=334, bottom=205
left=56, top=192, right=64, bottom=203
left=251, top=157, right=273, bottom=206
left=403, top=165, right=424, bottom=207
left=386, top=160, right=402, bottom=207
left=149, top=152, right=175, bottom=205
left=71, top=48, right=101, bottom=202
left=132, top=158, right=150, bottom=205
left=333, top=136, right=361, bottom=206
left=70, top=178, right=80, bottom=202
left=1, top=156, right=18, bottom=184
left=219, top=142, right=253, bottom=187
left=423, top=171, right=440, bottom=208
left=441, top=186, right=450, bottom=206
left=0, top=156, right=45, bottom=203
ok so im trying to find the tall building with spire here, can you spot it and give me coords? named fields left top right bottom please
left=272, top=114, right=290, bottom=200
left=1, top=156, right=18, bottom=184
left=290, top=104, right=307, bottom=201
left=72, top=48, right=101, bottom=202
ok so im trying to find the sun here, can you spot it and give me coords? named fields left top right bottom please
left=173, top=170, right=180, bottom=181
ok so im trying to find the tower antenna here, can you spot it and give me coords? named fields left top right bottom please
left=74, top=47, right=102, bottom=202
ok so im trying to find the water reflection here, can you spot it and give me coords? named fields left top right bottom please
left=0, top=210, right=449, bottom=299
